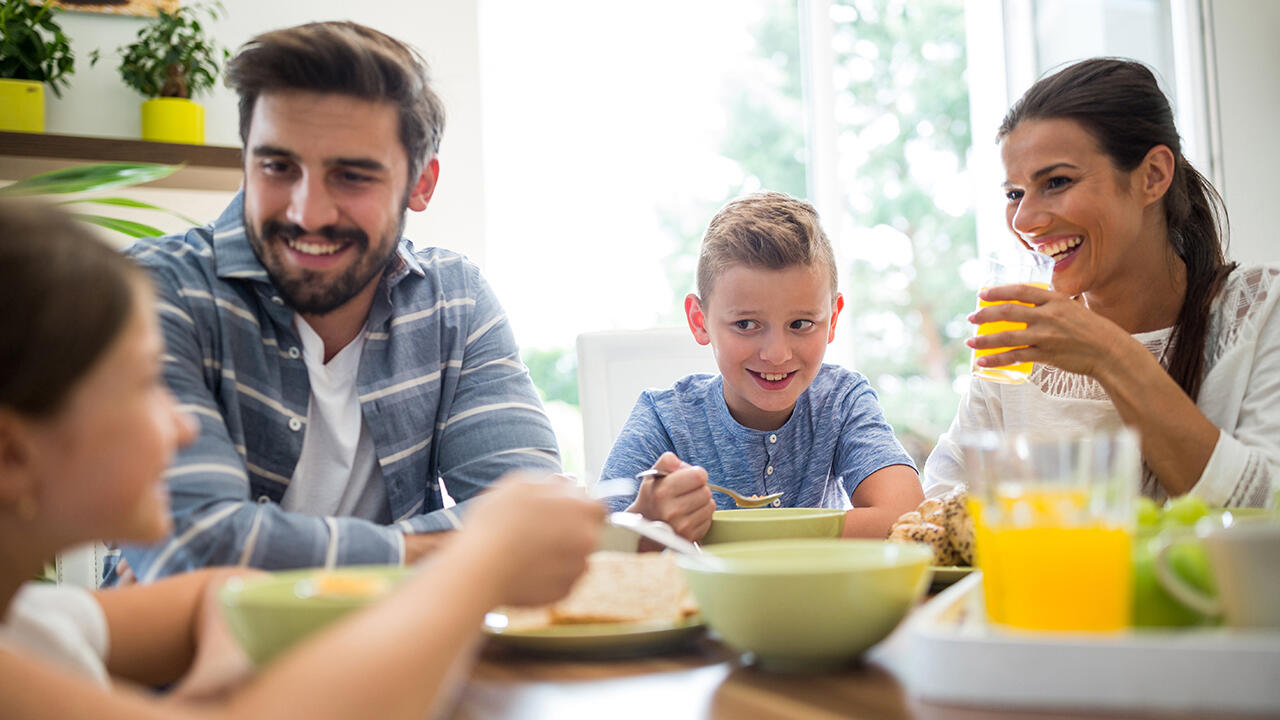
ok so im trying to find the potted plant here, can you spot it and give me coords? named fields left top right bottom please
left=0, top=0, right=76, bottom=133
left=115, top=1, right=229, bottom=145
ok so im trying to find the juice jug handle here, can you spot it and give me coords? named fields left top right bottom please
left=1153, top=536, right=1221, bottom=617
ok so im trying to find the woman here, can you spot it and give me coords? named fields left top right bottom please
left=0, top=201, right=605, bottom=717
left=925, top=58, right=1279, bottom=507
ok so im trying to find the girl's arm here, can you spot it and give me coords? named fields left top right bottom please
left=96, top=567, right=253, bottom=688
left=4, top=477, right=602, bottom=720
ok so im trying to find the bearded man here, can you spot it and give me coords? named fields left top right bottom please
left=117, top=22, right=560, bottom=582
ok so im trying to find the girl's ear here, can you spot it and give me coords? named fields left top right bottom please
left=0, top=411, right=38, bottom=509
left=685, top=293, right=711, bottom=346
left=827, top=293, right=845, bottom=343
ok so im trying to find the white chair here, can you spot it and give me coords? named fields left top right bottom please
left=575, top=327, right=719, bottom=484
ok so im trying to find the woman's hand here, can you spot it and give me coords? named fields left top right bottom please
left=967, top=283, right=1137, bottom=381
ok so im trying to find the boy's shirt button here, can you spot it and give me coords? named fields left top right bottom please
left=771, top=498, right=782, bottom=507
left=766, top=465, right=774, bottom=476
left=769, top=434, right=778, bottom=443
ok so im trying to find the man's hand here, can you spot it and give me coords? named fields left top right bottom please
left=627, top=452, right=715, bottom=544
left=460, top=472, right=605, bottom=607
left=402, top=532, right=456, bottom=564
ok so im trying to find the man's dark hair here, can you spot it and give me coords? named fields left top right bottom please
left=224, top=21, right=445, bottom=183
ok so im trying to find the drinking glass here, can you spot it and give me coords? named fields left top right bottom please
left=961, top=428, right=1139, bottom=632
left=971, top=249, right=1054, bottom=384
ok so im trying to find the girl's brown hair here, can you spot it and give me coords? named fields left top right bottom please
left=0, top=201, right=145, bottom=418
left=998, top=58, right=1234, bottom=401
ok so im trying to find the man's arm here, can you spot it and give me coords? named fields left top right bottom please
left=406, top=265, right=560, bottom=533
left=122, top=245, right=405, bottom=580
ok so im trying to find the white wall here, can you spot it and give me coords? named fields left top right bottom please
left=40, top=0, right=486, bottom=264
left=1207, top=0, right=1280, bottom=263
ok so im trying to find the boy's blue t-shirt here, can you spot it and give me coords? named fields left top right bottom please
left=600, top=363, right=917, bottom=512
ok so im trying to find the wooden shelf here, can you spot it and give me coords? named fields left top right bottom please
left=0, top=131, right=242, bottom=191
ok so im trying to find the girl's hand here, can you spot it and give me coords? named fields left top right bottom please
left=167, top=569, right=264, bottom=702
left=461, top=473, right=605, bottom=608
left=967, top=283, right=1134, bottom=380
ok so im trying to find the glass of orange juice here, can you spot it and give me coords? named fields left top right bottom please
left=971, top=249, right=1054, bottom=384
left=960, top=429, right=1139, bottom=632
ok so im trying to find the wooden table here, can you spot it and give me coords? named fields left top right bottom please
left=447, top=624, right=1232, bottom=720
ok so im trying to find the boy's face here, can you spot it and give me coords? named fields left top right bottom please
left=685, top=263, right=843, bottom=431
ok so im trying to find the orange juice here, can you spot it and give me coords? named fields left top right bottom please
left=971, top=486, right=1133, bottom=632
left=967, top=497, right=1005, bottom=624
left=972, top=282, right=1050, bottom=383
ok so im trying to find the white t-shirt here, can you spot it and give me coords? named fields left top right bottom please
left=282, top=316, right=391, bottom=523
left=925, top=264, right=1280, bottom=507
left=0, top=582, right=110, bottom=687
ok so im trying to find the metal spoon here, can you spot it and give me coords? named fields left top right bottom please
left=706, top=483, right=784, bottom=509
left=636, top=467, right=784, bottom=509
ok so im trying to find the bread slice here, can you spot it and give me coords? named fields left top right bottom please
left=551, top=551, right=693, bottom=624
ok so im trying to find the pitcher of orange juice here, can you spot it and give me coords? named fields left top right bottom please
left=971, top=249, right=1054, bottom=384
left=961, top=429, right=1139, bottom=632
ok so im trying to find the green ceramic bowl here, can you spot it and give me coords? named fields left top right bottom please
left=220, top=565, right=411, bottom=666
left=701, top=507, right=845, bottom=545
left=676, top=539, right=933, bottom=671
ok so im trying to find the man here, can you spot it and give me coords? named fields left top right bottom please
left=117, top=22, right=560, bottom=582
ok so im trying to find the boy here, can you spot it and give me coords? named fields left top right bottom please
left=602, top=192, right=924, bottom=540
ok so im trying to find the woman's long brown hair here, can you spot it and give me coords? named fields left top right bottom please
left=998, top=58, right=1235, bottom=401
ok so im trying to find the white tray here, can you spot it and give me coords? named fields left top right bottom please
left=901, top=572, right=1280, bottom=714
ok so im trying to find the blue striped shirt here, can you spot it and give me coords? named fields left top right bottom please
left=119, top=192, right=559, bottom=581
left=601, top=365, right=915, bottom=511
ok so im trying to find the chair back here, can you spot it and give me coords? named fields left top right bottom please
left=576, top=328, right=718, bottom=483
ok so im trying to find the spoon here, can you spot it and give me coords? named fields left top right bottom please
left=607, top=511, right=704, bottom=555
left=636, top=468, right=784, bottom=509
left=706, top=483, right=784, bottom=509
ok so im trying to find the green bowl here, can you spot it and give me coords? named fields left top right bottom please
left=220, top=565, right=411, bottom=666
left=676, top=539, right=933, bottom=671
left=701, top=507, right=845, bottom=545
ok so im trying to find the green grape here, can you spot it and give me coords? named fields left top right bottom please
left=1164, top=494, right=1209, bottom=526
left=1136, top=497, right=1161, bottom=528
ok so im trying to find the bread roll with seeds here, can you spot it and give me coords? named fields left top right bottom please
left=888, top=521, right=957, bottom=565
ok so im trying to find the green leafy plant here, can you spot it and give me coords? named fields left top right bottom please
left=116, top=1, right=230, bottom=99
left=0, top=162, right=198, bottom=238
left=0, top=0, right=76, bottom=96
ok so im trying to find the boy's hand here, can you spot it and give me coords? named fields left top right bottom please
left=461, top=472, right=605, bottom=607
left=627, top=452, right=715, bottom=543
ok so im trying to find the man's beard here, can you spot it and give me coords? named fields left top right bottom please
left=245, top=215, right=405, bottom=316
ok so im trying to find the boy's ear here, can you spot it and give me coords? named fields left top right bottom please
left=827, top=293, right=845, bottom=343
left=685, top=294, right=711, bottom=346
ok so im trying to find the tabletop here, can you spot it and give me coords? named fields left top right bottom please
left=447, top=623, right=1236, bottom=720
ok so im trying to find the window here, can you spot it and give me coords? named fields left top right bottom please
left=478, top=0, right=1199, bottom=475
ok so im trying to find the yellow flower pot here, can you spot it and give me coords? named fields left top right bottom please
left=0, top=79, right=45, bottom=133
left=141, top=97, right=205, bottom=144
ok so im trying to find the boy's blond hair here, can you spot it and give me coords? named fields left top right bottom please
left=695, top=191, right=838, bottom=303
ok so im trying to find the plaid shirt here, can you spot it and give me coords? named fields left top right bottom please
left=119, top=192, right=559, bottom=582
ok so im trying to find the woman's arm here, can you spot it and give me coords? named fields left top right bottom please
left=971, top=284, right=1218, bottom=496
